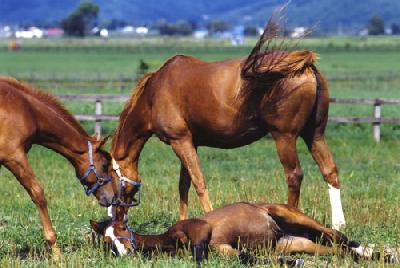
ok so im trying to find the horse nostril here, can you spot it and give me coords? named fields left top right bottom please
left=98, top=196, right=111, bottom=207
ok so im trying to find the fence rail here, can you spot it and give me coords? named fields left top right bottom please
left=58, top=95, right=400, bottom=142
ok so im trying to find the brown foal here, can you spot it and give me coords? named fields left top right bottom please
left=92, top=203, right=395, bottom=264
left=110, top=18, right=345, bottom=229
left=0, top=77, right=117, bottom=254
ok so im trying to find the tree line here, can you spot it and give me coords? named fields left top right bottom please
left=60, top=2, right=400, bottom=37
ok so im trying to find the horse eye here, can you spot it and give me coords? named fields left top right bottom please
left=102, top=164, right=108, bottom=171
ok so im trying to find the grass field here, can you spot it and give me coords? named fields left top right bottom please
left=0, top=37, right=399, bottom=267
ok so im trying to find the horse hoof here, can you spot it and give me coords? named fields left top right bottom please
left=51, top=246, right=61, bottom=262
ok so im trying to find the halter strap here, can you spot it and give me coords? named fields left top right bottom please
left=77, top=141, right=112, bottom=196
left=111, top=158, right=142, bottom=207
left=113, top=225, right=138, bottom=250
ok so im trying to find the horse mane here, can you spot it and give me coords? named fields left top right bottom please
left=112, top=56, right=182, bottom=150
left=239, top=8, right=317, bottom=101
left=111, top=73, right=153, bottom=151
left=0, top=76, right=90, bottom=138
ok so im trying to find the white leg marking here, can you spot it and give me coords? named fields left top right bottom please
left=351, top=245, right=373, bottom=258
left=107, top=206, right=115, bottom=219
left=328, top=184, right=346, bottom=230
left=105, top=226, right=128, bottom=256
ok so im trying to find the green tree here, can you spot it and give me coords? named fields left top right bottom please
left=61, top=1, right=99, bottom=37
left=368, top=15, right=384, bottom=35
left=175, top=20, right=193, bottom=36
left=136, top=59, right=149, bottom=79
left=207, top=20, right=230, bottom=35
left=391, top=23, right=400, bottom=35
left=156, top=20, right=193, bottom=36
left=244, top=26, right=258, bottom=36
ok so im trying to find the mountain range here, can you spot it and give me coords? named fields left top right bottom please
left=1, top=0, right=399, bottom=30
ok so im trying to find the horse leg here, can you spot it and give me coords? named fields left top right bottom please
left=4, top=150, right=60, bottom=257
left=213, top=244, right=240, bottom=256
left=276, top=235, right=337, bottom=255
left=213, top=244, right=257, bottom=264
left=179, top=164, right=191, bottom=220
left=302, top=134, right=345, bottom=230
left=263, top=204, right=359, bottom=258
left=171, top=138, right=213, bottom=216
left=272, top=134, right=304, bottom=208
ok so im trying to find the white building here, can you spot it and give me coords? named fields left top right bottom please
left=15, top=27, right=43, bottom=39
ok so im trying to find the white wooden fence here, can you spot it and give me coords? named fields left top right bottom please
left=58, top=95, right=400, bottom=142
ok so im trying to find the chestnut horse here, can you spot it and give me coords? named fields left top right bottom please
left=110, top=20, right=345, bottom=229
left=0, top=77, right=117, bottom=254
left=91, top=203, right=396, bottom=264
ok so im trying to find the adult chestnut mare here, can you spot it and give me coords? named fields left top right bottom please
left=0, top=77, right=117, bottom=254
left=110, top=21, right=345, bottom=229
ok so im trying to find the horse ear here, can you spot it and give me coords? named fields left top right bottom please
left=92, top=135, right=110, bottom=150
left=100, top=135, right=110, bottom=147
left=90, top=219, right=109, bottom=235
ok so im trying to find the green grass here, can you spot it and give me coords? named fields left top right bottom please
left=0, top=131, right=399, bottom=267
left=0, top=37, right=399, bottom=266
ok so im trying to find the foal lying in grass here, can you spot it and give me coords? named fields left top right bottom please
left=91, top=203, right=396, bottom=264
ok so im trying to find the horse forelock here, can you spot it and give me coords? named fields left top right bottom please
left=0, top=76, right=90, bottom=137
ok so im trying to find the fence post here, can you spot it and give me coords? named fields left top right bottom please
left=373, top=99, right=381, bottom=142
left=95, top=100, right=102, bottom=137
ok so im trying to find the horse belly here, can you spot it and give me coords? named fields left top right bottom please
left=206, top=206, right=280, bottom=248
left=191, top=119, right=267, bottom=149
left=234, top=212, right=280, bottom=249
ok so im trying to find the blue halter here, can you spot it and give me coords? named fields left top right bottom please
left=115, top=225, right=138, bottom=250
left=77, top=141, right=112, bottom=196
left=111, top=176, right=142, bottom=207
left=111, top=159, right=142, bottom=207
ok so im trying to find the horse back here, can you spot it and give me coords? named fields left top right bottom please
left=0, top=79, right=37, bottom=149
left=146, top=55, right=267, bottom=146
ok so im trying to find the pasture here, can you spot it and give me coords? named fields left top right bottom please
left=0, top=37, right=400, bottom=267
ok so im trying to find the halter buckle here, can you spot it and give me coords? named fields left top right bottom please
left=77, top=141, right=111, bottom=196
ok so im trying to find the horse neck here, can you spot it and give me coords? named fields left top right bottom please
left=34, top=102, right=90, bottom=167
left=111, top=115, right=136, bottom=162
left=111, top=117, right=148, bottom=179
left=134, top=232, right=170, bottom=250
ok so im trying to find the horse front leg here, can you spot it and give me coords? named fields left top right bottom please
left=273, top=134, right=304, bottom=208
left=179, top=164, right=191, bottom=220
left=303, top=134, right=345, bottom=230
left=171, top=137, right=213, bottom=217
left=4, top=150, right=60, bottom=258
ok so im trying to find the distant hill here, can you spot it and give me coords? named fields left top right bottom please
left=1, top=0, right=400, bottom=31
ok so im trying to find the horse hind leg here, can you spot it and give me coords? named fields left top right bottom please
left=272, top=134, right=304, bottom=208
left=276, top=235, right=337, bottom=256
left=302, top=134, right=345, bottom=230
left=4, top=150, right=60, bottom=257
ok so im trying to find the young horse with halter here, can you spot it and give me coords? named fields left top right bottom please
left=0, top=77, right=117, bottom=255
left=109, top=17, right=346, bottom=230
left=92, top=202, right=396, bottom=265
